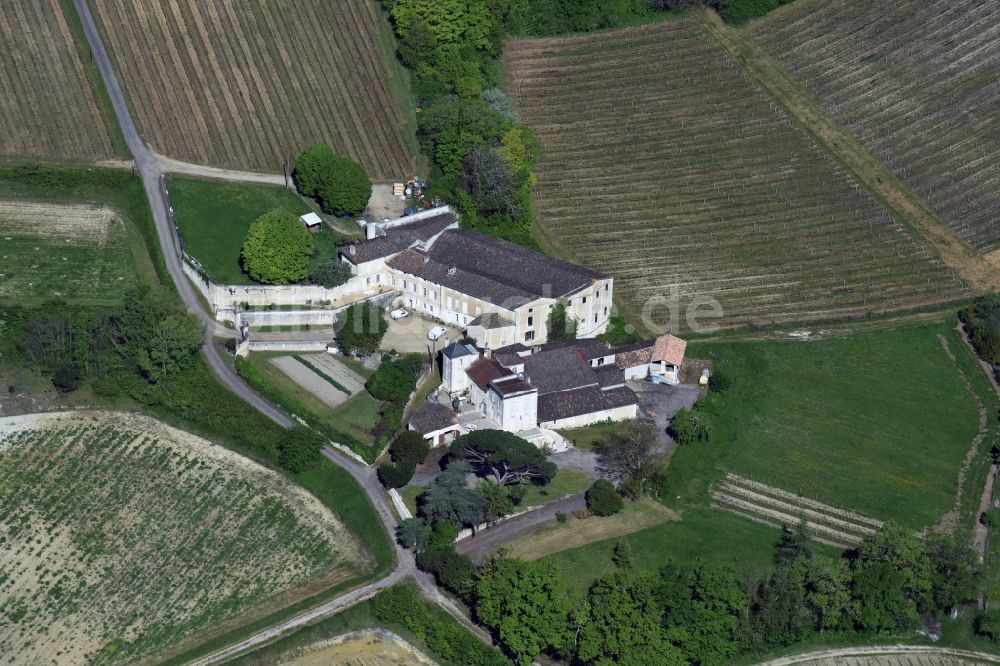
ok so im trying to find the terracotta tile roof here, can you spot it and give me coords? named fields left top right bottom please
left=467, top=357, right=509, bottom=391
left=651, top=334, right=686, bottom=366
left=615, top=343, right=653, bottom=370
left=409, top=402, right=458, bottom=434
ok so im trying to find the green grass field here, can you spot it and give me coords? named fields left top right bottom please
left=169, top=177, right=340, bottom=285
left=544, top=506, right=842, bottom=598
left=0, top=165, right=162, bottom=301
left=558, top=422, right=618, bottom=449
left=673, top=324, right=982, bottom=530
left=520, top=468, right=590, bottom=508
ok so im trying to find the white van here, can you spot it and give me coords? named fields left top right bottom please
left=427, top=326, right=447, bottom=341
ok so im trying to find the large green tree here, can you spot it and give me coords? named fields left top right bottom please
left=578, top=571, right=685, bottom=665
left=293, top=143, right=371, bottom=216
left=420, top=461, right=483, bottom=528
left=450, top=430, right=556, bottom=486
left=337, top=303, right=388, bottom=355
left=595, top=420, right=659, bottom=485
left=474, top=557, right=571, bottom=664
left=240, top=210, right=313, bottom=284
left=106, top=290, right=203, bottom=385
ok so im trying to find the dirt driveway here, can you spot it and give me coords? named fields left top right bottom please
left=380, top=313, right=463, bottom=354
left=367, top=184, right=405, bottom=221
left=629, top=380, right=701, bottom=450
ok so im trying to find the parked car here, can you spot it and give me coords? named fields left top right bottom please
left=390, top=308, right=409, bottom=320
left=427, top=325, right=447, bottom=341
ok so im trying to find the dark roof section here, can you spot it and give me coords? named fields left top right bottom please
left=492, top=377, right=536, bottom=397
left=595, top=365, right=626, bottom=388
left=534, top=337, right=614, bottom=361
left=442, top=341, right=477, bottom=359
left=493, top=343, right=530, bottom=356
left=409, top=402, right=458, bottom=434
left=468, top=312, right=514, bottom=329
left=493, top=350, right=525, bottom=368
left=467, top=357, right=510, bottom=391
left=523, top=347, right=597, bottom=394
left=537, top=385, right=637, bottom=422
left=343, top=213, right=456, bottom=264
left=426, top=230, right=606, bottom=300
left=388, top=250, right=535, bottom=308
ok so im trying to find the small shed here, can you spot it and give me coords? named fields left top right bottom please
left=300, top=212, right=322, bottom=232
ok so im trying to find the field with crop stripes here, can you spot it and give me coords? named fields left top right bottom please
left=89, top=0, right=415, bottom=178
left=0, top=411, right=365, bottom=665
left=750, top=0, right=1000, bottom=251
left=504, top=19, right=970, bottom=330
left=0, top=0, right=117, bottom=160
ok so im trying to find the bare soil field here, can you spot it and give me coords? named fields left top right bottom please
left=760, top=645, right=1000, bottom=666
left=750, top=0, right=1000, bottom=251
left=0, top=0, right=117, bottom=160
left=0, top=411, right=365, bottom=665
left=270, top=355, right=361, bottom=409
left=504, top=19, right=970, bottom=331
left=278, top=630, right=435, bottom=666
left=88, top=0, right=415, bottom=178
left=0, top=200, right=135, bottom=304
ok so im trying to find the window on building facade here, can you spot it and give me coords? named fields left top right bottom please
left=583, top=296, right=587, bottom=304
left=594, top=314, right=598, bottom=323
left=525, top=330, right=535, bottom=341
left=527, top=316, right=533, bottom=326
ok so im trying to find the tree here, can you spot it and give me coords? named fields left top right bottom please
left=293, top=143, right=372, bottom=216
left=854, top=522, right=932, bottom=612
left=310, top=260, right=352, bottom=288
left=474, top=557, right=571, bottom=664
left=775, top=521, right=812, bottom=565
left=612, top=540, right=633, bottom=569
left=106, top=290, right=203, bottom=386
left=478, top=480, right=515, bottom=523
left=450, top=430, right=556, bottom=486
left=594, top=420, right=658, bottom=485
left=546, top=299, right=575, bottom=342
left=420, top=461, right=483, bottom=528
left=240, top=210, right=314, bottom=284
left=417, top=543, right=478, bottom=599
left=976, top=609, right=1000, bottom=640
left=669, top=407, right=710, bottom=446
left=52, top=362, right=82, bottom=393
left=367, top=354, right=423, bottom=402
left=925, top=533, right=977, bottom=613
left=462, top=147, right=520, bottom=217
left=396, top=517, right=433, bottom=551
left=578, top=571, right=684, bottom=666
left=665, top=561, right=749, bottom=663
left=794, top=555, right=852, bottom=633
left=337, top=303, right=387, bottom=355
left=378, top=458, right=416, bottom=488
left=851, top=562, right=916, bottom=631
left=392, top=430, right=431, bottom=466
left=278, top=427, right=323, bottom=473
left=482, top=88, right=517, bottom=123
left=586, top=479, right=624, bottom=516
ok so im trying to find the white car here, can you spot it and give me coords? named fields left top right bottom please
left=427, top=325, right=447, bottom=341
left=389, top=308, right=409, bottom=320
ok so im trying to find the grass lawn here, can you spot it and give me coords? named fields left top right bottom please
left=670, top=324, right=982, bottom=530
left=520, top=468, right=590, bottom=508
left=236, top=352, right=383, bottom=458
left=400, top=484, right=424, bottom=516
left=543, top=505, right=842, bottom=598
left=0, top=165, right=162, bottom=300
left=557, top=422, right=618, bottom=449
left=169, top=177, right=340, bottom=285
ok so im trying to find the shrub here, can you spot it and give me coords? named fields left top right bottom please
left=669, top=407, right=711, bottom=445
left=976, top=609, right=1000, bottom=640
left=337, top=303, right=387, bottom=355
left=240, top=210, right=313, bottom=284
left=52, top=362, right=82, bottom=393
left=278, top=427, right=324, bottom=473
left=310, top=260, right=352, bottom=288
left=586, top=479, right=624, bottom=516
left=393, top=430, right=431, bottom=466
left=556, top=511, right=567, bottom=523
left=417, top=545, right=477, bottom=600
left=293, top=143, right=372, bottom=216
left=981, top=507, right=1000, bottom=528
left=367, top=354, right=423, bottom=403
left=379, top=458, right=417, bottom=488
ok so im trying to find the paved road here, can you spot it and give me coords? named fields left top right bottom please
left=456, top=492, right=586, bottom=563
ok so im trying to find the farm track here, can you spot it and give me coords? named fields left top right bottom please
left=70, top=3, right=494, bottom=662
left=86, top=0, right=413, bottom=178
left=748, top=0, right=1000, bottom=251
left=712, top=474, right=882, bottom=549
left=758, top=645, right=1000, bottom=665
left=0, top=0, right=116, bottom=160
left=505, top=18, right=971, bottom=332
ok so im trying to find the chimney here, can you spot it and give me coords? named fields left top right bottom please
left=423, top=255, right=430, bottom=264
left=349, top=245, right=356, bottom=256
left=447, top=265, right=457, bottom=276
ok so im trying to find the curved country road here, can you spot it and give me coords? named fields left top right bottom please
left=757, top=645, right=1000, bottom=665
left=457, top=492, right=586, bottom=563
left=70, top=0, right=487, bottom=661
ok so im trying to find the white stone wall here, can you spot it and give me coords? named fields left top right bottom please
left=496, top=390, right=538, bottom=433
left=539, top=403, right=637, bottom=430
